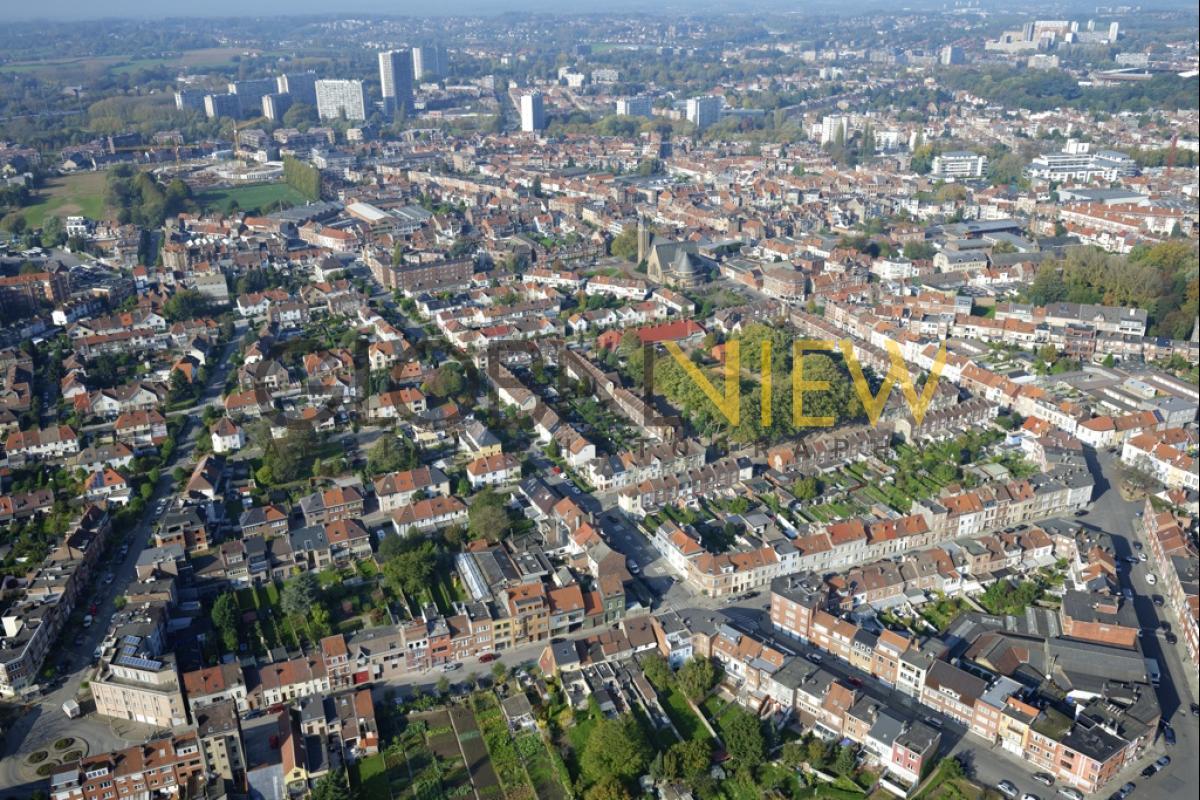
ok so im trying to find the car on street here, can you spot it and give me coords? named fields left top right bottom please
left=1021, top=794, right=1040, bottom=800
left=1133, top=542, right=1142, bottom=550
left=1145, top=573, right=1156, bottom=585
left=1117, top=782, right=1135, bottom=799
left=103, top=573, right=114, bottom=584
left=627, top=559, right=639, bottom=574
left=1155, top=756, right=1170, bottom=769
left=441, top=662, right=460, bottom=672
left=478, top=653, right=497, bottom=663
left=1152, top=595, right=1164, bottom=607
left=997, top=781, right=1018, bottom=799
left=1190, top=702, right=1199, bottom=716
left=1033, top=774, right=1055, bottom=787
left=1138, top=552, right=1147, bottom=562
left=1161, top=724, right=1175, bottom=745
left=1058, top=788, right=1083, bottom=800
left=1122, top=588, right=1134, bottom=599
left=1165, top=632, right=1177, bottom=645
left=1142, top=764, right=1159, bottom=778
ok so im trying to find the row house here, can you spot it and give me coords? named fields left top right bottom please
left=617, top=457, right=745, bottom=516
left=250, top=654, right=331, bottom=707
left=114, top=410, right=169, bottom=452
left=1120, top=428, right=1198, bottom=491
left=298, top=486, right=364, bottom=526
left=5, top=425, right=79, bottom=462
left=390, top=495, right=468, bottom=534
left=373, top=466, right=451, bottom=512
left=466, top=452, right=522, bottom=488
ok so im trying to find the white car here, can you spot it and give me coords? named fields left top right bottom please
left=1145, top=574, right=1156, bottom=585
left=1058, top=788, right=1084, bottom=800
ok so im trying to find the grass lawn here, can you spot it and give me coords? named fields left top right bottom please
left=21, top=172, right=108, bottom=227
left=657, top=684, right=711, bottom=742
left=351, top=752, right=390, bottom=800
left=195, top=182, right=308, bottom=213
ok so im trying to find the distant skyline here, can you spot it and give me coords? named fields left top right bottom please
left=7, top=0, right=1188, bottom=24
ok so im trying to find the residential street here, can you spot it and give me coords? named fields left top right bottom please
left=0, top=324, right=245, bottom=794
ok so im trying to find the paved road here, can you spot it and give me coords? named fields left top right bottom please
left=0, top=323, right=245, bottom=792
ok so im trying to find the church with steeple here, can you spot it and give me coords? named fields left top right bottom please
left=637, top=215, right=714, bottom=290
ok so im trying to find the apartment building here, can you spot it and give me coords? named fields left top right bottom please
left=91, top=644, right=187, bottom=728
left=49, top=735, right=207, bottom=800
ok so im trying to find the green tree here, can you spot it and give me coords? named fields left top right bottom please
left=676, top=656, right=718, bottom=701
left=584, top=776, right=631, bottom=800
left=468, top=488, right=510, bottom=541
left=281, top=572, right=320, bottom=617
left=282, top=155, right=321, bottom=201
left=641, top=653, right=672, bottom=688
left=162, top=289, right=212, bottom=322
left=833, top=744, right=857, bottom=776
left=722, top=707, right=765, bottom=767
left=903, top=240, right=936, bottom=261
left=806, top=736, right=829, bottom=767
left=665, top=738, right=711, bottom=779
left=610, top=227, right=639, bottom=262
left=366, top=434, right=419, bottom=476
left=210, top=592, right=239, bottom=653
left=581, top=715, right=650, bottom=784
left=792, top=476, right=821, bottom=501
left=382, top=539, right=438, bottom=597
left=40, top=216, right=66, bottom=248
left=0, top=212, right=26, bottom=235
left=423, top=363, right=465, bottom=398
left=310, top=768, right=351, bottom=800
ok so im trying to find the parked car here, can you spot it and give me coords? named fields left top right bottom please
left=1162, top=725, right=1175, bottom=745
left=441, top=662, right=460, bottom=672
left=1117, top=782, right=1135, bottom=799
left=478, top=653, right=497, bottom=663
left=997, top=781, right=1018, bottom=799
left=1059, top=788, right=1083, bottom=800
left=1021, top=794, right=1040, bottom=800
left=1033, top=774, right=1055, bottom=787
left=1140, top=766, right=1157, bottom=779
left=1166, top=632, right=1178, bottom=644
left=1145, top=573, right=1156, bottom=585
left=1152, top=595, right=1164, bottom=607
left=1190, top=703, right=1199, bottom=717
left=1155, top=756, right=1170, bottom=769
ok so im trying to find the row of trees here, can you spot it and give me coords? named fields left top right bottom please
left=622, top=323, right=865, bottom=444
left=107, top=164, right=193, bottom=228
left=1026, top=241, right=1198, bottom=339
left=283, top=155, right=321, bottom=202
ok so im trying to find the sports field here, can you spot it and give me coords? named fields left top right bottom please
left=21, top=172, right=108, bottom=227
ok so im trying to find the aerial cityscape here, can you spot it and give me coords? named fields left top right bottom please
left=0, top=4, right=1197, bottom=800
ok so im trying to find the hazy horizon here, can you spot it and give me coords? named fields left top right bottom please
left=5, top=0, right=1191, bottom=24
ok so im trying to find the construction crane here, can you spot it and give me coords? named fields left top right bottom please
left=229, top=117, right=269, bottom=160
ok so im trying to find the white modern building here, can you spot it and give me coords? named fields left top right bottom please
left=616, top=96, right=652, bottom=117
left=520, top=92, right=545, bottom=133
left=686, top=96, right=721, bottom=131
left=412, top=45, right=445, bottom=80
left=378, top=49, right=414, bottom=115
left=315, top=79, right=367, bottom=121
left=931, top=151, right=989, bottom=179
